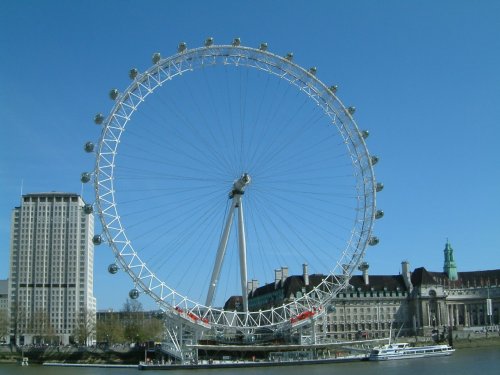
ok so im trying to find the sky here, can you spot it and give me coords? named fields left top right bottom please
left=1, top=0, right=499, bottom=312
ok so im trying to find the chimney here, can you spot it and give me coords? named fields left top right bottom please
left=275, top=269, right=282, bottom=287
left=358, top=262, right=370, bottom=285
left=303, top=263, right=310, bottom=286
left=281, top=266, right=288, bottom=282
left=247, top=279, right=259, bottom=295
left=401, top=261, right=413, bottom=292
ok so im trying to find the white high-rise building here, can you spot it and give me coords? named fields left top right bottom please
left=8, top=192, right=96, bottom=345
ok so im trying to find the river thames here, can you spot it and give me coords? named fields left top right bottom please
left=0, top=346, right=499, bottom=375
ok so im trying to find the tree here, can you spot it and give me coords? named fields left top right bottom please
left=29, top=310, right=57, bottom=344
left=123, top=298, right=143, bottom=314
left=73, top=308, right=96, bottom=346
left=10, top=302, right=26, bottom=343
left=96, top=313, right=124, bottom=345
left=0, top=310, right=9, bottom=342
left=121, top=299, right=165, bottom=343
left=122, top=298, right=144, bottom=343
left=141, top=314, right=165, bottom=342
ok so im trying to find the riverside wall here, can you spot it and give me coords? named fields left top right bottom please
left=0, top=345, right=144, bottom=364
left=1, top=334, right=499, bottom=364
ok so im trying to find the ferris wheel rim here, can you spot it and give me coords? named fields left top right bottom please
left=91, top=42, right=377, bottom=330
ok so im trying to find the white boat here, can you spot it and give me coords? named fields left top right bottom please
left=369, top=342, right=454, bottom=361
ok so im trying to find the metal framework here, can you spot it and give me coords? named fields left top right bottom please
left=87, top=41, right=378, bottom=333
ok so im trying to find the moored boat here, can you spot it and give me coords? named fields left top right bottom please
left=369, top=342, right=454, bottom=361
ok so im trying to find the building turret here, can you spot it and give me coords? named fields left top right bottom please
left=443, top=240, right=458, bottom=281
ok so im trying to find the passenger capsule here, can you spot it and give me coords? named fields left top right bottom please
left=370, top=155, right=379, bottom=166
left=129, top=68, right=138, bottom=80
left=285, top=52, right=293, bottom=61
left=83, top=204, right=93, bottom=214
left=358, top=261, right=369, bottom=271
left=178, top=42, right=187, bottom=53
left=129, top=288, right=140, bottom=299
left=94, top=113, right=104, bottom=125
left=360, top=130, right=369, bottom=139
left=347, top=106, right=356, bottom=115
left=92, top=235, right=102, bottom=245
left=109, top=89, right=119, bottom=101
left=375, top=210, right=384, bottom=219
left=329, top=85, right=338, bottom=93
left=108, top=264, right=119, bottom=274
left=232, top=37, right=241, bottom=46
left=259, top=42, right=268, bottom=51
left=152, top=52, right=161, bottom=64
left=368, top=236, right=379, bottom=246
left=205, top=37, right=214, bottom=47
left=376, top=182, right=384, bottom=192
left=84, top=142, right=95, bottom=153
left=81, top=172, right=91, bottom=184
left=309, top=67, right=317, bottom=75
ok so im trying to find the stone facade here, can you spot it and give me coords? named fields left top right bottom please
left=246, top=254, right=499, bottom=340
left=409, top=267, right=500, bottom=335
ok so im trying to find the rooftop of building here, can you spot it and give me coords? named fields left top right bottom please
left=16, top=192, right=85, bottom=207
left=412, top=267, right=500, bottom=288
left=244, top=266, right=500, bottom=307
left=23, top=192, right=80, bottom=198
left=223, top=295, right=243, bottom=310
left=348, top=274, right=407, bottom=292
left=248, top=272, right=408, bottom=303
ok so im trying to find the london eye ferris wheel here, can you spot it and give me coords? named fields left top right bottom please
left=81, top=38, right=383, bottom=333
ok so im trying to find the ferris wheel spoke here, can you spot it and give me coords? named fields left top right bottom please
left=249, top=93, right=311, bottom=171
left=135, top=95, right=234, bottom=177
left=247, top=196, right=313, bottom=272
left=249, top=106, right=327, bottom=176
left=161, top=201, right=223, bottom=296
left=244, top=80, right=296, bottom=170
left=248, top=193, right=347, bottom=270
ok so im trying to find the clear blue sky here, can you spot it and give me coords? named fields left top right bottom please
left=1, top=0, right=499, bottom=311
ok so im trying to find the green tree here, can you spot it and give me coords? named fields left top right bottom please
left=122, top=298, right=144, bottom=343
left=96, top=313, right=124, bottom=345
left=142, top=314, right=165, bottom=342
left=120, top=299, right=165, bottom=343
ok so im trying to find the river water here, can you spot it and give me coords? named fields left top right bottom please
left=1, top=346, right=499, bottom=375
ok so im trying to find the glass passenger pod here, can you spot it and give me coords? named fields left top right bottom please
left=84, top=141, right=95, bottom=152
left=108, top=263, right=119, bottom=274
left=83, top=204, right=93, bottom=214
left=80, top=172, right=91, bottom=183
left=92, top=234, right=102, bottom=245
left=129, top=288, right=140, bottom=299
left=94, top=114, right=104, bottom=125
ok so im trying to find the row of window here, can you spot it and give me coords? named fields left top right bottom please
left=330, top=315, right=399, bottom=322
left=22, top=196, right=80, bottom=203
left=335, top=306, right=401, bottom=314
